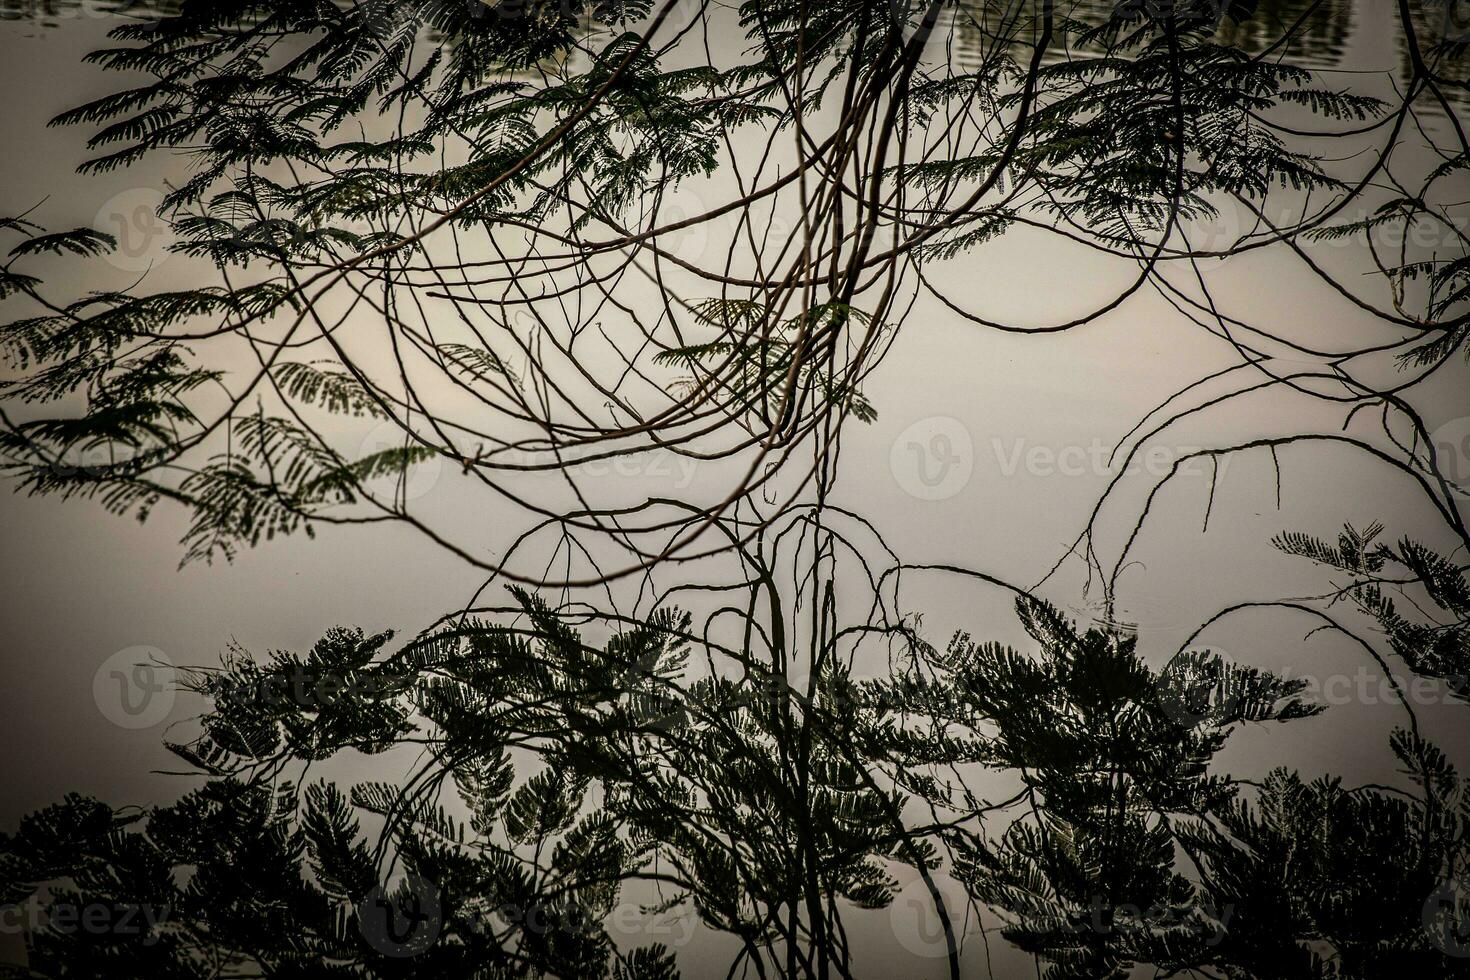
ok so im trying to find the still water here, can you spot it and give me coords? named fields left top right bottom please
left=0, top=2, right=1466, bottom=976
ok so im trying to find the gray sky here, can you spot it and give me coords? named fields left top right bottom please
left=1, top=2, right=1467, bottom=975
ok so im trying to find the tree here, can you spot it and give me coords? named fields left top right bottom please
left=3, top=0, right=1463, bottom=583
left=2, top=0, right=1469, bottom=977
left=881, top=595, right=1470, bottom=978
left=7, top=553, right=1466, bottom=977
